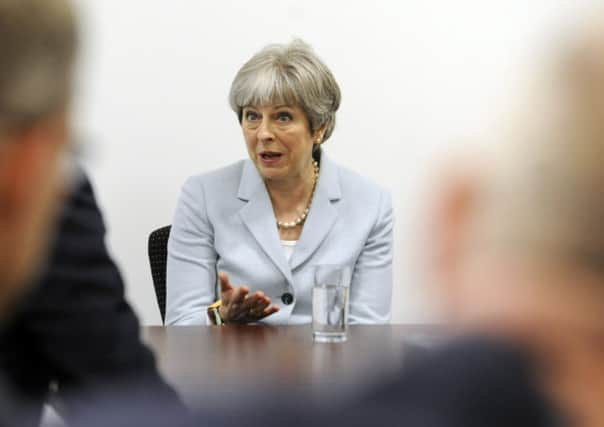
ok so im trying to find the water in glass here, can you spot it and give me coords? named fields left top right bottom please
left=312, top=284, right=349, bottom=343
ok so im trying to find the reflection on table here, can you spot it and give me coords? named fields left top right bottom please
left=143, top=324, right=442, bottom=407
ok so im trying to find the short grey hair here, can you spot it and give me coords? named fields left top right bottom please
left=0, top=0, right=77, bottom=131
left=229, top=39, right=341, bottom=144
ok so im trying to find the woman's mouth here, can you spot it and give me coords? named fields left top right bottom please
left=259, top=152, right=283, bottom=165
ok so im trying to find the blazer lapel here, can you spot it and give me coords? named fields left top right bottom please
left=290, top=153, right=341, bottom=271
left=237, top=160, right=294, bottom=285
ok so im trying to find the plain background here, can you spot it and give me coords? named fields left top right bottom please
left=71, top=0, right=592, bottom=325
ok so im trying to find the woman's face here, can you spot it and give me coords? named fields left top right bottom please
left=241, top=103, right=320, bottom=182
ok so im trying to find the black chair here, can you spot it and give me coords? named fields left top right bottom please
left=148, top=225, right=171, bottom=323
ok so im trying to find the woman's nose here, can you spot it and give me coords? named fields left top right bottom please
left=256, top=118, right=275, bottom=142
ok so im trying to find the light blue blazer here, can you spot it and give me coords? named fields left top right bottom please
left=165, top=152, right=393, bottom=325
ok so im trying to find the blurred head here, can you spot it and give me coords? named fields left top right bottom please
left=229, top=39, right=340, bottom=182
left=424, top=15, right=604, bottom=426
left=433, top=16, right=604, bottom=337
left=0, top=0, right=77, bottom=317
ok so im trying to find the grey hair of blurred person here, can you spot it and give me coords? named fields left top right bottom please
left=0, top=0, right=77, bottom=133
left=229, top=39, right=341, bottom=147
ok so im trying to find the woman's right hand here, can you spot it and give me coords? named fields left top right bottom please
left=217, top=272, right=280, bottom=324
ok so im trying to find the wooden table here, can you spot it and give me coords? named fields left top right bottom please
left=143, top=324, right=441, bottom=406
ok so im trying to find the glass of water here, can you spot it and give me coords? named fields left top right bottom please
left=312, top=265, right=351, bottom=343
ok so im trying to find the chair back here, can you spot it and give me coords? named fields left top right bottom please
left=148, top=225, right=171, bottom=323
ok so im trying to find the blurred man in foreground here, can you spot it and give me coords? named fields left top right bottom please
left=0, top=0, right=76, bottom=422
left=427, top=18, right=604, bottom=425
left=0, top=1, right=184, bottom=426
left=0, top=0, right=74, bottom=322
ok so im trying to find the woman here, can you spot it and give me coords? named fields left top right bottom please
left=166, top=39, right=393, bottom=325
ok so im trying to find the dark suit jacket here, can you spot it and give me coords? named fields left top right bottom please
left=0, top=173, right=183, bottom=426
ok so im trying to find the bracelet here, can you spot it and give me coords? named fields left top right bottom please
left=207, top=300, right=223, bottom=326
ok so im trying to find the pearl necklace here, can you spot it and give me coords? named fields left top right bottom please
left=276, top=160, right=320, bottom=229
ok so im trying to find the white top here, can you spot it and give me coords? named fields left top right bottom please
left=280, top=240, right=297, bottom=261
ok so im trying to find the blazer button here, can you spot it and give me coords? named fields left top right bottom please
left=281, top=293, right=294, bottom=305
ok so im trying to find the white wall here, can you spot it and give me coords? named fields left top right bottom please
left=72, top=0, right=592, bottom=325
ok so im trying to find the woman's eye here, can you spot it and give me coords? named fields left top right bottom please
left=245, top=111, right=259, bottom=121
left=276, top=112, right=292, bottom=122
